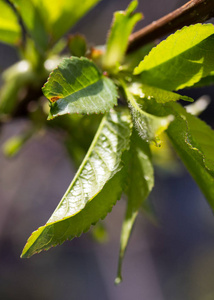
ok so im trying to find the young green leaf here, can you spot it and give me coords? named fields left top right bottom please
left=134, top=24, right=214, bottom=91
left=0, top=0, right=21, bottom=45
left=124, top=85, right=173, bottom=144
left=129, top=82, right=193, bottom=103
left=103, top=0, right=142, bottom=70
left=21, top=109, right=132, bottom=258
left=42, top=57, right=118, bottom=119
left=116, top=129, right=154, bottom=284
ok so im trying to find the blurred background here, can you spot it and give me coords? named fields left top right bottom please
left=1, top=0, right=214, bottom=299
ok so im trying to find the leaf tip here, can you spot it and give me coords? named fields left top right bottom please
left=115, top=276, right=122, bottom=285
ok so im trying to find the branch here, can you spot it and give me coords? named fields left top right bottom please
left=127, top=0, right=214, bottom=53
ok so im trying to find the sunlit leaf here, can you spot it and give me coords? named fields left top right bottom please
left=103, top=0, right=142, bottom=70
left=21, top=109, right=132, bottom=258
left=129, top=82, right=193, bottom=103
left=42, top=57, right=118, bottom=119
left=134, top=24, right=214, bottom=91
left=0, top=0, right=21, bottom=45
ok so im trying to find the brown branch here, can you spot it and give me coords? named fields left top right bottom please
left=127, top=0, right=214, bottom=53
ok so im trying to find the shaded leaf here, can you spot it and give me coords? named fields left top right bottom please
left=103, top=0, right=142, bottom=70
left=134, top=24, right=214, bottom=91
left=169, top=104, right=214, bottom=177
left=21, top=109, right=132, bottom=258
left=148, top=101, right=214, bottom=208
left=116, top=129, right=154, bottom=284
left=68, top=34, right=87, bottom=57
left=42, top=57, right=118, bottom=119
left=167, top=104, right=214, bottom=207
left=120, top=43, right=154, bottom=72
left=0, top=0, right=21, bottom=45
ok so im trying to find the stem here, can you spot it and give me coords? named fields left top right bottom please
left=5, top=0, right=27, bottom=48
left=127, top=0, right=214, bottom=53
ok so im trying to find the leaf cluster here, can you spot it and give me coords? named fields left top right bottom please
left=0, top=0, right=214, bottom=283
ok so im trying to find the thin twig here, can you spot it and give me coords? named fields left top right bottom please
left=127, top=0, right=214, bottom=53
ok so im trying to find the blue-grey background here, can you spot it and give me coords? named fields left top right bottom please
left=1, top=1, right=214, bottom=299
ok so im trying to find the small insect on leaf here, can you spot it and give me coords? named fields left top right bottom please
left=50, top=96, right=61, bottom=103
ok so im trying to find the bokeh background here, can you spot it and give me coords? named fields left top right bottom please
left=1, top=0, right=214, bottom=299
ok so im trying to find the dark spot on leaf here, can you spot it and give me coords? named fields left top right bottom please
left=50, top=96, right=61, bottom=103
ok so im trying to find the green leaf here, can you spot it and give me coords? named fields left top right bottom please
left=0, top=0, right=21, bottom=45
left=43, top=57, right=118, bottom=119
left=192, top=71, right=214, bottom=88
left=148, top=101, right=214, bottom=208
left=124, top=84, right=173, bottom=144
left=21, top=109, right=132, bottom=258
left=115, top=129, right=154, bottom=284
left=68, top=34, right=87, bottom=57
left=38, top=0, right=100, bottom=43
left=134, top=24, right=214, bottom=91
left=103, top=0, right=142, bottom=70
left=129, top=82, right=193, bottom=103
left=11, top=0, right=49, bottom=51
left=170, top=103, right=214, bottom=177
left=167, top=104, right=214, bottom=207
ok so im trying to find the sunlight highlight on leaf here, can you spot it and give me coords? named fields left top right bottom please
left=21, top=109, right=132, bottom=258
left=134, top=24, right=214, bottom=91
